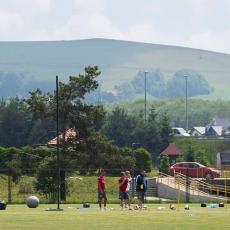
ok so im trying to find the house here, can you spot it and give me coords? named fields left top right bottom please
left=205, top=126, right=223, bottom=137
left=209, top=117, right=230, bottom=130
left=208, top=117, right=230, bottom=136
left=190, top=126, right=206, bottom=137
left=160, top=143, right=183, bottom=165
left=172, top=127, right=190, bottom=137
left=48, top=128, right=77, bottom=145
left=217, top=151, right=230, bottom=170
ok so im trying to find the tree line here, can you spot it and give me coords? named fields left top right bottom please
left=0, top=66, right=156, bottom=199
left=1, top=66, right=230, bottom=200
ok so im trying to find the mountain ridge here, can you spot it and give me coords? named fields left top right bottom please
left=0, top=38, right=230, bottom=100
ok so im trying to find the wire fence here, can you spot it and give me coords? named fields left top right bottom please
left=0, top=168, right=147, bottom=204
left=2, top=167, right=230, bottom=204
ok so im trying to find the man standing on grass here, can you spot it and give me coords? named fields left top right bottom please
left=125, top=171, right=132, bottom=210
left=98, top=169, right=107, bottom=210
left=118, top=171, right=129, bottom=210
left=136, top=170, right=147, bottom=209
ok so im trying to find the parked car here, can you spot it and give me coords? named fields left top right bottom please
left=169, top=162, right=220, bottom=179
left=172, top=127, right=190, bottom=137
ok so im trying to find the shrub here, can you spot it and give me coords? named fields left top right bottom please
left=160, top=155, right=170, bottom=174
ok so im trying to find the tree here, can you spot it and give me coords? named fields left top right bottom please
left=0, top=97, right=31, bottom=147
left=101, top=107, right=134, bottom=147
left=134, top=147, right=152, bottom=172
left=26, top=66, right=105, bottom=136
left=131, top=70, right=166, bottom=98
left=196, top=149, right=210, bottom=166
left=160, top=155, right=170, bottom=174
left=185, top=145, right=195, bottom=162
left=138, top=106, right=161, bottom=155
left=25, top=66, right=106, bottom=199
left=159, top=113, right=172, bottom=151
left=167, top=69, right=212, bottom=98
left=35, top=156, right=58, bottom=200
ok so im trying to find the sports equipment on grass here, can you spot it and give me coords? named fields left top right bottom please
left=201, top=203, right=207, bottom=207
left=184, top=204, right=189, bottom=210
left=26, top=196, right=39, bottom=208
left=219, top=203, right=224, bottom=208
left=0, top=200, right=7, bottom=210
left=83, top=202, right=90, bottom=208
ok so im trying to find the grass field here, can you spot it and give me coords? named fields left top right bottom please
left=0, top=204, right=230, bottom=230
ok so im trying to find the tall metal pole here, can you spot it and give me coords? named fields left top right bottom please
left=56, top=75, right=61, bottom=210
left=184, top=75, right=188, bottom=132
left=144, top=71, right=147, bottom=122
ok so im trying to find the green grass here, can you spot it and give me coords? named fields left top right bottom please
left=0, top=175, right=126, bottom=203
left=1, top=204, right=230, bottom=230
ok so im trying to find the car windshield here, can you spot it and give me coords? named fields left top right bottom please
left=195, top=162, right=205, bottom=168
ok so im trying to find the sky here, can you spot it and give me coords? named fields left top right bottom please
left=1, top=0, right=230, bottom=54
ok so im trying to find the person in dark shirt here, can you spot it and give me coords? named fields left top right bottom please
left=136, top=170, right=147, bottom=208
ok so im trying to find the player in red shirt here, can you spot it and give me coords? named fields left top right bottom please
left=118, top=171, right=129, bottom=209
left=98, top=169, right=107, bottom=210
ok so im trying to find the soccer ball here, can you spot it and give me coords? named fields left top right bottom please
left=184, top=204, right=189, bottom=210
left=26, top=196, right=39, bottom=208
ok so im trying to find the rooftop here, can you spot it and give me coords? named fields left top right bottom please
left=160, top=143, right=183, bottom=156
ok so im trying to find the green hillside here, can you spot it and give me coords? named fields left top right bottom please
left=0, top=38, right=230, bottom=99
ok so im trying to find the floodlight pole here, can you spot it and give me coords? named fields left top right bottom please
left=144, top=71, right=148, bottom=122
left=56, top=75, right=61, bottom=210
left=184, top=75, right=188, bottom=132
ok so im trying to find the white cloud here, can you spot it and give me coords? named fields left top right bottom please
left=0, top=0, right=230, bottom=53
left=0, top=10, right=24, bottom=33
left=40, top=0, right=123, bottom=40
left=74, top=0, right=106, bottom=13
left=14, top=0, right=53, bottom=13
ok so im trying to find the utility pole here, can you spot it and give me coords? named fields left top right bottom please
left=184, top=75, right=188, bottom=132
left=56, top=75, right=61, bottom=210
left=144, top=71, right=148, bottom=122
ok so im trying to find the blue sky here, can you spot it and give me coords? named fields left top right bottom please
left=1, top=0, right=230, bottom=53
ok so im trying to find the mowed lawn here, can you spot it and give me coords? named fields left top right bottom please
left=0, top=204, right=230, bottom=230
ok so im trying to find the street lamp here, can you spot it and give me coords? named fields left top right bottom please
left=184, top=75, right=188, bottom=132
left=56, top=76, right=61, bottom=210
left=144, top=71, right=148, bottom=122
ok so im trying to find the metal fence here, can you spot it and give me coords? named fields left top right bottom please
left=0, top=168, right=145, bottom=204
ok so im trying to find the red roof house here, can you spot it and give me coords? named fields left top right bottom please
left=160, top=143, right=183, bottom=164
left=48, top=128, right=77, bottom=145
left=160, top=143, right=183, bottom=156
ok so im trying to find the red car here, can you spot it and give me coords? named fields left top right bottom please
left=169, top=162, right=221, bottom=179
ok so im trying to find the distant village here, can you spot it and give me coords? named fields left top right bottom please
left=173, top=117, right=230, bottom=138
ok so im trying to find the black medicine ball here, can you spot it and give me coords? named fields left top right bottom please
left=0, top=201, right=7, bottom=210
left=201, top=203, right=207, bottom=207
left=83, top=202, right=90, bottom=208
left=219, top=202, right=224, bottom=208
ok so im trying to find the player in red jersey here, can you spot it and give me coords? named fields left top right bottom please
left=118, top=171, right=129, bottom=209
left=98, top=169, right=107, bottom=210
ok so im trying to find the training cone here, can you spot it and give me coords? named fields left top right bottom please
left=210, top=203, right=217, bottom=208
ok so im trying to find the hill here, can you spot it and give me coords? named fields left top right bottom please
left=0, top=38, right=230, bottom=99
